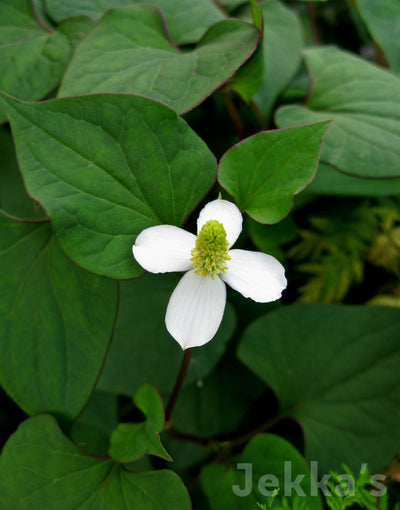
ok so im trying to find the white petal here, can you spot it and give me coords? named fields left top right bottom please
left=132, top=225, right=195, bottom=273
left=197, top=199, right=242, bottom=248
left=165, top=270, right=226, bottom=349
left=221, top=249, right=287, bottom=303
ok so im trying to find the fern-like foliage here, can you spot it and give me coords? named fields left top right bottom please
left=289, top=201, right=400, bottom=303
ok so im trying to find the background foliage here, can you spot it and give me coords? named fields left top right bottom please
left=0, top=0, right=399, bottom=508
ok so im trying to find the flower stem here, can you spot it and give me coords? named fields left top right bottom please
left=165, top=348, right=192, bottom=424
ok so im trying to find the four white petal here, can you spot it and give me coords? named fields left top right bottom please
left=132, top=199, right=287, bottom=349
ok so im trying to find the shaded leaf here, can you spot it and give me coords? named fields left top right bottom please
left=0, top=93, right=216, bottom=279
left=237, top=303, right=400, bottom=473
left=218, top=121, right=331, bottom=223
left=139, top=0, right=225, bottom=45
left=0, top=0, right=70, bottom=123
left=58, top=15, right=96, bottom=49
left=0, top=126, right=45, bottom=220
left=0, top=415, right=191, bottom=509
left=0, top=213, right=117, bottom=422
left=276, top=47, right=400, bottom=178
left=172, top=354, right=264, bottom=436
left=71, top=390, right=118, bottom=455
left=58, top=5, right=260, bottom=114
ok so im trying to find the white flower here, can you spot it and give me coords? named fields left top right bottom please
left=132, top=199, right=287, bottom=349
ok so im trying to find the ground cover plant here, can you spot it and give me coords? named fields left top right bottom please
left=0, top=0, right=400, bottom=508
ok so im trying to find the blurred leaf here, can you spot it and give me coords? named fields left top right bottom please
left=276, top=47, right=400, bottom=178
left=0, top=0, right=70, bottom=124
left=71, top=390, right=118, bottom=455
left=218, top=121, right=331, bottom=223
left=0, top=126, right=45, bottom=220
left=98, top=273, right=236, bottom=397
left=356, top=0, right=400, bottom=74
left=307, top=163, right=400, bottom=196
left=109, top=384, right=171, bottom=463
left=0, top=213, right=118, bottom=422
left=58, top=15, right=96, bottom=49
left=201, top=434, right=323, bottom=510
left=0, top=93, right=216, bottom=279
left=58, top=5, right=259, bottom=114
left=46, top=0, right=133, bottom=22
left=247, top=215, right=298, bottom=261
left=253, top=0, right=303, bottom=120
left=238, top=303, right=400, bottom=473
left=0, top=415, right=191, bottom=509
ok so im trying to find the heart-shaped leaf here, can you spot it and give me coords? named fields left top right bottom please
left=201, top=434, right=322, bottom=510
left=109, top=384, right=171, bottom=463
left=98, top=273, right=236, bottom=396
left=46, top=0, right=225, bottom=45
left=275, top=47, right=400, bottom=178
left=0, top=0, right=70, bottom=124
left=237, top=303, right=400, bottom=473
left=0, top=93, right=216, bottom=279
left=0, top=213, right=117, bottom=421
left=140, top=0, right=225, bottom=45
left=0, top=415, right=191, bottom=509
left=58, top=4, right=260, bottom=114
left=218, top=121, right=331, bottom=223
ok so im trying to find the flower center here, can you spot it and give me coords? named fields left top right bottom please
left=191, top=220, right=231, bottom=278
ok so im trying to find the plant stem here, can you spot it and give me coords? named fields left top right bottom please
left=223, top=87, right=245, bottom=140
left=165, top=348, right=192, bottom=424
left=307, top=3, right=322, bottom=45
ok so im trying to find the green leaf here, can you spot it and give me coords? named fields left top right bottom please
left=46, top=0, right=133, bottom=22
left=71, top=390, right=118, bottom=455
left=307, top=163, right=400, bottom=196
left=0, top=93, right=216, bottom=279
left=0, top=213, right=117, bottom=421
left=237, top=303, right=400, bottom=473
left=0, top=126, right=45, bottom=220
left=0, top=415, right=191, bottom=510
left=46, top=0, right=225, bottom=45
left=0, top=0, right=70, bottom=122
left=201, top=434, right=323, bottom=510
left=58, top=5, right=260, bottom=114
left=109, top=384, right=171, bottom=463
left=98, top=273, right=236, bottom=396
left=218, top=121, right=331, bottom=223
left=252, top=0, right=303, bottom=120
left=275, top=47, right=400, bottom=178
left=139, top=0, right=225, bottom=45
left=356, top=0, right=400, bottom=74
